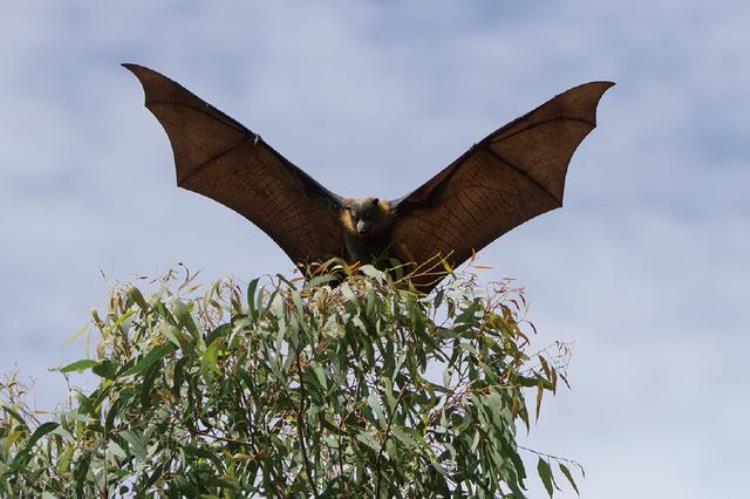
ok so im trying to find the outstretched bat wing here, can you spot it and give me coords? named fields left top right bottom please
left=390, top=81, right=614, bottom=289
left=123, top=64, right=344, bottom=267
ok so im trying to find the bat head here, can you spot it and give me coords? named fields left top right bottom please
left=342, top=197, right=392, bottom=237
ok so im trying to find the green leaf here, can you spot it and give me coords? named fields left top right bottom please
left=201, top=341, right=220, bottom=383
left=59, top=359, right=97, bottom=374
left=28, top=421, right=59, bottom=445
left=107, top=440, right=128, bottom=460
left=537, top=458, right=554, bottom=497
left=391, top=426, right=423, bottom=448
left=121, top=430, right=147, bottom=461
left=535, top=379, right=544, bottom=422
left=470, top=430, right=480, bottom=452
left=247, top=278, right=260, bottom=321
left=105, top=389, right=134, bottom=432
left=205, top=323, right=231, bottom=345
left=381, top=376, right=396, bottom=412
left=355, top=430, right=380, bottom=452
left=311, top=363, right=327, bottom=391
left=204, top=475, right=240, bottom=491
left=173, top=299, right=198, bottom=335
left=433, top=288, right=445, bottom=309
left=57, top=445, right=73, bottom=474
left=515, top=375, right=540, bottom=387
left=455, top=299, right=481, bottom=324
left=2, top=405, right=28, bottom=429
left=140, top=362, right=161, bottom=408
left=304, top=274, right=337, bottom=288
left=559, top=463, right=580, bottom=495
left=359, top=265, right=384, bottom=281
left=185, top=444, right=223, bottom=468
left=127, top=286, right=149, bottom=310
left=367, top=391, right=386, bottom=426
left=122, top=343, right=176, bottom=377
left=172, top=357, right=186, bottom=400
left=74, top=454, right=90, bottom=497
left=291, top=290, right=305, bottom=322
left=161, top=323, right=184, bottom=348
left=12, top=421, right=59, bottom=467
left=92, top=359, right=118, bottom=379
left=340, top=283, right=355, bottom=301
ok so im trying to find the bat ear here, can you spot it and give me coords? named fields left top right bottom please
left=371, top=198, right=379, bottom=206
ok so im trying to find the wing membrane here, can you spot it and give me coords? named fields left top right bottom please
left=124, top=64, right=344, bottom=266
left=390, top=81, right=614, bottom=290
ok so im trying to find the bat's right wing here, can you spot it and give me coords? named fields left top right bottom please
left=390, top=81, right=614, bottom=291
left=124, top=64, right=345, bottom=267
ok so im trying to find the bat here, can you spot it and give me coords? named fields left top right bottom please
left=123, top=64, right=613, bottom=292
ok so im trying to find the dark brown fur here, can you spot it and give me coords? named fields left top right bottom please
left=340, top=198, right=394, bottom=262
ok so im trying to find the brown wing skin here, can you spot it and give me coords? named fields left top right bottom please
left=123, top=63, right=345, bottom=267
left=390, top=81, right=614, bottom=291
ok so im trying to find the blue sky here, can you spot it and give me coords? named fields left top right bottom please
left=1, top=1, right=748, bottom=496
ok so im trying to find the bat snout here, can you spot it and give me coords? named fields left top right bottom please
left=356, top=220, right=371, bottom=235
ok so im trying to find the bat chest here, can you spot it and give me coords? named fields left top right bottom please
left=342, top=230, right=391, bottom=265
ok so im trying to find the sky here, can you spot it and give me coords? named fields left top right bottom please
left=1, top=1, right=748, bottom=496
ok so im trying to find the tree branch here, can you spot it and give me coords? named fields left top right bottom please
left=295, top=351, right=318, bottom=498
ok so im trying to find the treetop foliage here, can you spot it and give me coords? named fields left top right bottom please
left=0, top=265, right=580, bottom=497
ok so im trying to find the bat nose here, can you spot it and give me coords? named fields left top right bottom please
left=356, top=221, right=369, bottom=234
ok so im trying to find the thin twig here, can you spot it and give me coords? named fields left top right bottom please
left=374, top=371, right=415, bottom=498
left=517, top=445, right=585, bottom=472
left=295, top=351, right=319, bottom=498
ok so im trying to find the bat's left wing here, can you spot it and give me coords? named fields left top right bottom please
left=389, top=81, right=614, bottom=291
left=123, top=64, right=345, bottom=269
